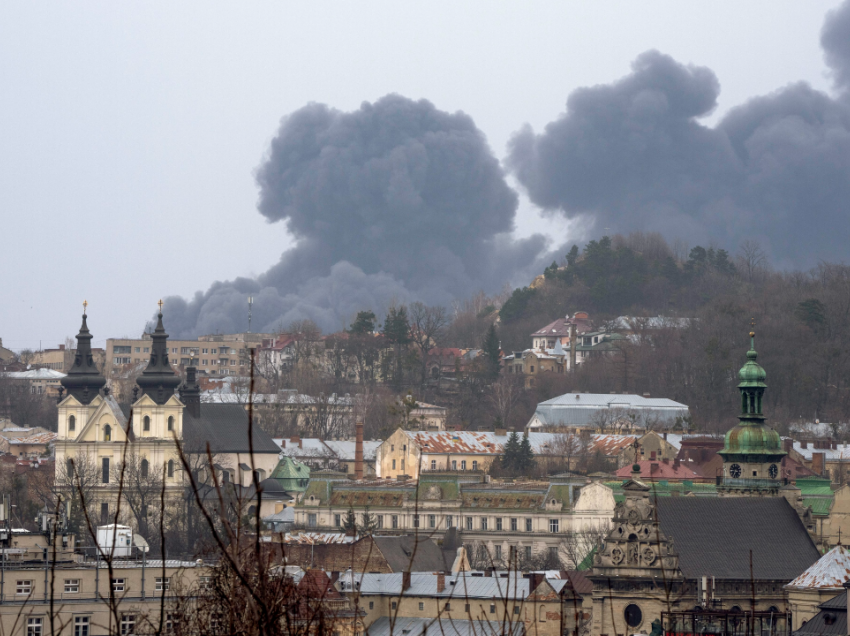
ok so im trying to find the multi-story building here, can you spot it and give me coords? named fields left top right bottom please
left=105, top=331, right=272, bottom=378
left=56, top=308, right=280, bottom=527
left=0, top=339, right=14, bottom=364
left=29, top=343, right=105, bottom=372
left=295, top=471, right=614, bottom=567
left=2, top=368, right=67, bottom=397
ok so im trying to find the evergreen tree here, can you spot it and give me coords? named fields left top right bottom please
left=481, top=323, right=501, bottom=378
left=517, top=433, right=536, bottom=472
left=502, top=431, right=521, bottom=472
left=360, top=506, right=378, bottom=536
left=382, top=306, right=411, bottom=385
left=349, top=310, right=377, bottom=335
left=343, top=506, right=357, bottom=533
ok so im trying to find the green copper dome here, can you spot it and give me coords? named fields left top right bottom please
left=738, top=338, right=767, bottom=386
left=722, top=423, right=782, bottom=454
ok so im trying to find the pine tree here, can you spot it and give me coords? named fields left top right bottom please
left=349, top=310, right=377, bottom=335
left=360, top=506, right=378, bottom=536
left=503, top=431, right=521, bottom=472
left=481, top=323, right=501, bottom=379
left=383, top=306, right=411, bottom=385
left=343, top=506, right=357, bottom=533
left=518, top=433, right=536, bottom=472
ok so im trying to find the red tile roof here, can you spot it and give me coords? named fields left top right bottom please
left=615, top=460, right=703, bottom=480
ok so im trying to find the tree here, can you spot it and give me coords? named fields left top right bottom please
left=502, top=431, right=521, bottom=472
left=112, top=449, right=165, bottom=546
left=360, top=507, right=378, bottom=536
left=488, top=374, right=524, bottom=428
left=408, top=302, right=449, bottom=386
left=737, top=239, right=768, bottom=282
left=382, top=306, right=411, bottom=386
left=349, top=311, right=377, bottom=335
left=517, top=434, right=536, bottom=473
left=343, top=506, right=357, bottom=533
left=481, top=323, right=501, bottom=379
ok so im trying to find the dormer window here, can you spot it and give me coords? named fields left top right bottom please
left=68, top=415, right=75, bottom=432
left=143, top=416, right=150, bottom=432
left=103, top=425, right=111, bottom=442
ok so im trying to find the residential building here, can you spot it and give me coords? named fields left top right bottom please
left=0, top=339, right=14, bottom=364
left=276, top=437, right=381, bottom=476
left=530, top=312, right=592, bottom=351
left=526, top=392, right=690, bottom=432
left=2, top=368, right=66, bottom=397
left=294, top=569, right=365, bottom=636
left=787, top=438, right=850, bottom=485
left=295, top=472, right=614, bottom=566
left=0, top=430, right=56, bottom=458
left=29, top=343, right=105, bottom=372
left=786, top=545, right=850, bottom=630
left=105, top=331, right=272, bottom=378
left=55, top=309, right=280, bottom=527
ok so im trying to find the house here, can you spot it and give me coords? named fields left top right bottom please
left=788, top=439, right=850, bottom=485
left=0, top=431, right=57, bottom=458
left=2, top=368, right=67, bottom=397
left=526, top=392, right=689, bottom=433
left=786, top=545, right=850, bottom=630
left=0, top=339, right=14, bottom=364
left=793, top=591, right=850, bottom=636
left=29, top=343, right=105, bottom=372
left=530, top=312, right=592, bottom=351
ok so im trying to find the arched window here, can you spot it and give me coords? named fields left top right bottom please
left=167, top=416, right=174, bottom=432
left=143, top=415, right=150, bottom=432
left=66, top=459, right=74, bottom=478
left=103, top=425, right=111, bottom=442
left=167, top=460, right=174, bottom=478
left=68, top=415, right=75, bottom=432
left=141, top=459, right=149, bottom=478
left=539, top=606, right=547, bottom=622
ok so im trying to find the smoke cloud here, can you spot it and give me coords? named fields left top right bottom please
left=507, top=3, right=850, bottom=268
left=164, top=95, right=546, bottom=337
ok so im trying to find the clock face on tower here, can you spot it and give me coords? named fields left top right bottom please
left=730, top=464, right=742, bottom=478
left=768, top=464, right=778, bottom=479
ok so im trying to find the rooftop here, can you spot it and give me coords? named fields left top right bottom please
left=786, top=545, right=850, bottom=590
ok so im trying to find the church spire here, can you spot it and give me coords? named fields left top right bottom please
left=60, top=301, right=106, bottom=404
left=737, top=319, right=768, bottom=426
left=135, top=300, right=181, bottom=405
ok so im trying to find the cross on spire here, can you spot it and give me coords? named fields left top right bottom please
left=83, top=299, right=88, bottom=315
left=158, top=299, right=164, bottom=313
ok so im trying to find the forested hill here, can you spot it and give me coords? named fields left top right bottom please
left=495, top=233, right=850, bottom=433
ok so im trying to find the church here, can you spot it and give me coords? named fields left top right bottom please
left=54, top=303, right=281, bottom=529
left=587, top=328, right=822, bottom=636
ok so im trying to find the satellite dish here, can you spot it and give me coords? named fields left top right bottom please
left=133, top=534, right=150, bottom=554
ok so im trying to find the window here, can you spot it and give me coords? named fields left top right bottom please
left=496, top=518, right=503, bottom=531
left=65, top=579, right=80, bottom=593
left=525, top=518, right=532, bottom=532
left=413, top=515, right=419, bottom=528
left=419, top=602, right=424, bottom=611
left=514, top=606, right=520, bottom=615
left=446, top=515, right=453, bottom=528
left=167, top=460, right=174, bottom=478
left=143, top=415, right=150, bottom=431
left=402, top=445, right=406, bottom=451
left=103, top=425, right=111, bottom=442
left=27, top=617, right=42, bottom=636
left=490, top=603, right=496, bottom=614
left=391, top=445, right=394, bottom=452
left=466, top=517, right=473, bottom=530
left=143, top=347, right=149, bottom=353
left=510, top=518, right=517, bottom=531
left=16, top=580, right=32, bottom=595
left=525, top=546, right=532, bottom=560
left=495, top=545, right=502, bottom=560
left=74, top=617, right=89, bottom=636
left=445, top=602, right=451, bottom=611
left=114, top=346, right=131, bottom=354
left=391, top=602, right=397, bottom=610
left=377, top=515, right=383, bottom=529
left=480, top=517, right=488, bottom=530
left=167, top=416, right=174, bottom=432
left=230, top=360, right=236, bottom=366
left=141, top=459, right=148, bottom=478
left=165, top=613, right=178, bottom=633
left=335, top=514, right=341, bottom=527
left=392, top=460, right=396, bottom=470
left=472, top=459, right=479, bottom=470
left=120, top=615, right=135, bottom=635
left=392, top=515, right=399, bottom=529
left=465, top=604, right=471, bottom=612
left=308, top=514, right=317, bottom=527
left=112, top=578, right=125, bottom=593
left=210, top=348, right=217, bottom=354
left=461, top=460, right=466, bottom=470
left=369, top=601, right=374, bottom=610
left=68, top=415, right=75, bottom=431
left=101, top=457, right=110, bottom=483
left=134, top=347, right=140, bottom=353
left=431, top=460, right=436, bottom=470
left=199, top=576, right=211, bottom=591
left=202, top=359, right=208, bottom=365
left=156, top=577, right=170, bottom=591
left=101, top=502, right=109, bottom=525
left=549, top=519, right=559, bottom=533
left=202, top=348, right=208, bottom=354
left=401, top=459, right=405, bottom=471
left=530, top=365, right=535, bottom=372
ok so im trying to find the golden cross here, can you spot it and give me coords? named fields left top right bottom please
left=158, top=299, right=164, bottom=312
left=83, top=300, right=88, bottom=313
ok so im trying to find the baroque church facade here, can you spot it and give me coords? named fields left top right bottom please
left=54, top=305, right=280, bottom=527
left=587, top=330, right=822, bottom=636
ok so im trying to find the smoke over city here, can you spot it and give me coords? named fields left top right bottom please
left=507, top=1, right=850, bottom=269
left=164, top=2, right=850, bottom=337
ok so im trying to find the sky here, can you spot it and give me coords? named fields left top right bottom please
left=0, top=1, right=844, bottom=349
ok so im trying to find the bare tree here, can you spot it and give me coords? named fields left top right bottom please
left=488, top=374, right=524, bottom=427
left=737, top=239, right=769, bottom=282
left=111, top=449, right=164, bottom=546
left=408, top=302, right=449, bottom=386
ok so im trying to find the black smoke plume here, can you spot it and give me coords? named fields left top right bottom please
left=507, top=2, right=850, bottom=269
left=164, top=95, right=546, bottom=336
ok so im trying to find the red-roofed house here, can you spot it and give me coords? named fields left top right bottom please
left=615, top=459, right=710, bottom=482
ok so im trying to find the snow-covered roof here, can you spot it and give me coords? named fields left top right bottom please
left=274, top=438, right=335, bottom=459
left=323, top=440, right=381, bottom=461
left=3, top=369, right=66, bottom=380
left=786, top=545, right=850, bottom=589
left=792, top=440, right=850, bottom=461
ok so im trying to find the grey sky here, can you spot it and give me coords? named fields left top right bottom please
left=0, top=1, right=841, bottom=348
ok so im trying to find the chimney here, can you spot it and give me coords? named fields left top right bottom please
left=673, top=458, right=680, bottom=470
left=569, top=323, right=576, bottom=370
left=802, top=440, right=808, bottom=450
left=783, top=438, right=793, bottom=453
left=291, top=435, right=301, bottom=449
left=495, top=428, right=507, bottom=437
left=813, top=452, right=825, bottom=476
left=403, top=571, right=411, bottom=590
left=651, top=462, right=659, bottom=474
left=275, top=501, right=284, bottom=514
left=59, top=344, right=65, bottom=351
left=355, top=421, right=364, bottom=481
left=437, top=573, right=445, bottom=593
left=643, top=392, right=650, bottom=398
left=529, top=572, right=545, bottom=593
left=280, top=439, right=286, bottom=449
left=663, top=432, right=668, bottom=441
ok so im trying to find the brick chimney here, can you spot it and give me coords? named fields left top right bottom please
left=403, top=571, right=411, bottom=590
left=801, top=440, right=808, bottom=450
left=783, top=438, right=793, bottom=453
left=355, top=421, right=364, bottom=481
left=812, top=452, right=825, bottom=476
left=291, top=435, right=302, bottom=449
left=437, top=572, right=445, bottom=593
left=280, top=439, right=286, bottom=449
left=529, top=572, right=545, bottom=593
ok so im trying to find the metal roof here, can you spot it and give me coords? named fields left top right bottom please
left=3, top=369, right=66, bottom=379
left=407, top=431, right=571, bottom=456
left=530, top=392, right=689, bottom=429
left=786, top=545, right=850, bottom=589
left=275, top=438, right=336, bottom=458
left=792, top=441, right=850, bottom=461
left=342, top=572, right=531, bottom=600
left=324, top=440, right=381, bottom=461
left=366, top=616, right=523, bottom=636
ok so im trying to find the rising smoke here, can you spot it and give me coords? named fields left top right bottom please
left=165, top=2, right=850, bottom=337
left=163, top=95, right=547, bottom=337
left=507, top=1, right=850, bottom=269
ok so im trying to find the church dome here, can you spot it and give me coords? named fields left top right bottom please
left=723, top=423, right=782, bottom=455
left=738, top=345, right=767, bottom=386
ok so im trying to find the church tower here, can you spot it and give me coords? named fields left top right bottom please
left=717, top=323, right=786, bottom=495
left=59, top=302, right=106, bottom=405
left=135, top=301, right=182, bottom=405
